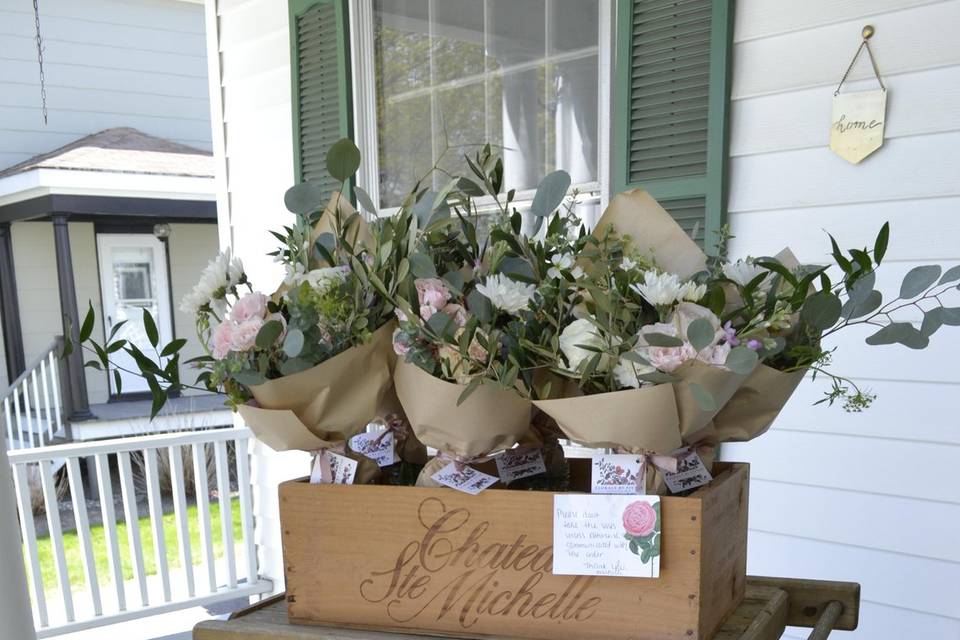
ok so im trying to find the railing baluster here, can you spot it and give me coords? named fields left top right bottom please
left=12, top=385, right=24, bottom=449
left=168, top=445, right=195, bottom=598
left=3, top=396, right=13, bottom=449
left=95, top=453, right=126, bottom=612
left=192, top=442, right=217, bottom=593
left=30, top=369, right=43, bottom=447
left=214, top=440, right=236, bottom=588
left=144, top=448, right=171, bottom=602
left=117, top=451, right=149, bottom=607
left=48, top=350, right=63, bottom=434
left=40, top=458, right=74, bottom=622
left=66, top=457, right=102, bottom=615
left=12, top=463, right=48, bottom=627
left=235, top=437, right=257, bottom=584
left=21, top=377, right=35, bottom=447
left=39, top=357, right=54, bottom=441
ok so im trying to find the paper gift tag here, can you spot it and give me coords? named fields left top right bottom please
left=350, top=431, right=398, bottom=468
left=309, top=451, right=358, bottom=485
left=553, top=494, right=661, bottom=578
left=662, top=447, right=713, bottom=494
left=591, top=453, right=643, bottom=494
left=496, top=447, right=547, bottom=484
left=432, top=462, right=499, bottom=495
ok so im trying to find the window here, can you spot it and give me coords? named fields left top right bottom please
left=355, top=0, right=610, bottom=210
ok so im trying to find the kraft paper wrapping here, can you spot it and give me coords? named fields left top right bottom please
left=236, top=323, right=394, bottom=450
left=393, top=360, right=532, bottom=488
left=713, top=365, right=807, bottom=443
left=311, top=192, right=373, bottom=260
left=533, top=383, right=683, bottom=454
left=592, top=189, right=707, bottom=279
left=377, top=331, right=429, bottom=465
left=673, top=360, right=756, bottom=445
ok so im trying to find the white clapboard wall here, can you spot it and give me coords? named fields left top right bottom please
left=721, top=1, right=960, bottom=638
left=205, top=0, right=306, bottom=591
left=0, top=0, right=212, bottom=170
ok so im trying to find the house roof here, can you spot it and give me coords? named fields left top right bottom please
left=0, top=127, right=214, bottom=179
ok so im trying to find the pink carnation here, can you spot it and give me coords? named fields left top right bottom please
left=211, top=322, right=234, bottom=360
left=415, top=278, right=450, bottom=312
left=646, top=344, right=697, bottom=373
left=623, top=500, right=657, bottom=537
left=229, top=292, right=268, bottom=323
left=442, top=303, right=469, bottom=328
left=229, top=317, right=264, bottom=353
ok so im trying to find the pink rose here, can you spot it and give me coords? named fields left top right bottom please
left=419, top=304, right=437, bottom=321
left=229, top=317, right=263, bottom=352
left=623, top=501, right=657, bottom=537
left=230, top=292, right=268, bottom=323
left=646, top=344, right=696, bottom=373
left=415, top=278, right=450, bottom=312
left=211, top=322, right=234, bottom=360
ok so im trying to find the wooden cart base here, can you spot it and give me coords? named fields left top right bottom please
left=193, top=576, right=859, bottom=640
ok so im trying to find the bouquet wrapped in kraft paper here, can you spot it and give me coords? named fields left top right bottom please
left=531, top=189, right=759, bottom=492
left=393, top=361, right=531, bottom=487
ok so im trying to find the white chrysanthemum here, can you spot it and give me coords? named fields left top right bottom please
left=620, top=257, right=638, bottom=271
left=722, top=259, right=768, bottom=288
left=680, top=280, right=707, bottom=302
left=547, top=253, right=575, bottom=280
left=227, top=252, right=245, bottom=286
left=476, top=274, right=536, bottom=314
left=182, top=250, right=235, bottom=314
left=631, top=270, right=685, bottom=306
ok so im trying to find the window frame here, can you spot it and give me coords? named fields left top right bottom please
left=348, top=0, right=614, bottom=223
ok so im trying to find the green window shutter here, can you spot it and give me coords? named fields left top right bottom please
left=612, top=0, right=734, bottom=251
left=289, top=0, right=353, bottom=189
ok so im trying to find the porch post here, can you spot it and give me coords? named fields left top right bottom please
left=52, top=213, right=93, bottom=421
left=0, top=222, right=26, bottom=381
left=0, top=444, right=38, bottom=639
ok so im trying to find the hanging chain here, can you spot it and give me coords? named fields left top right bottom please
left=33, top=0, right=48, bottom=124
left=834, top=38, right=886, bottom=96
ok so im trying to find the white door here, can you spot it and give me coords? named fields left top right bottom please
left=96, top=233, right=174, bottom=395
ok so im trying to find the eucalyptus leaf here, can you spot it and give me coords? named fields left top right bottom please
left=920, top=309, right=943, bottom=338
left=325, top=138, right=361, bottom=182
left=283, top=328, right=305, bottom=358
left=687, top=318, right=715, bottom=352
left=847, top=271, right=875, bottom=304
left=800, top=291, right=842, bottom=330
left=412, top=190, right=438, bottom=226
left=255, top=320, right=284, bottom=350
left=443, top=270, right=464, bottom=294
left=408, top=252, right=437, bottom=278
left=466, top=289, right=493, bottom=324
left=232, top=370, right=267, bottom=386
left=426, top=311, right=455, bottom=340
left=457, top=177, right=485, bottom=197
left=940, top=307, right=960, bottom=326
left=724, top=346, right=759, bottom=375
left=643, top=332, right=684, bottom=348
left=529, top=170, right=571, bottom=217
left=354, top=186, right=378, bottom=215
left=900, top=265, right=941, bottom=299
left=499, top=257, right=536, bottom=282
left=865, top=322, right=929, bottom=349
left=689, top=383, right=717, bottom=411
left=284, top=182, right=325, bottom=214
left=841, top=289, right=882, bottom=320
left=938, top=265, right=960, bottom=285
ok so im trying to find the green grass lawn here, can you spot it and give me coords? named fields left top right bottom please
left=28, top=497, right=244, bottom=594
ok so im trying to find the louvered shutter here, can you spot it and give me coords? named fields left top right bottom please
left=612, top=0, right=734, bottom=250
left=289, top=0, right=353, bottom=189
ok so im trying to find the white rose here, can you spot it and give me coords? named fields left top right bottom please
left=559, top=318, right=605, bottom=372
left=670, top=302, right=723, bottom=345
left=612, top=357, right=655, bottom=389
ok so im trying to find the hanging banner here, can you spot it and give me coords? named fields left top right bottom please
left=830, top=89, right=887, bottom=164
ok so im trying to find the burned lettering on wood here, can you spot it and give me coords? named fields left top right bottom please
left=359, top=497, right=602, bottom=629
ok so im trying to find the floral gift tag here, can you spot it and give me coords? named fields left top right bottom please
left=662, top=447, right=713, bottom=494
left=309, top=451, right=358, bottom=485
left=496, top=447, right=547, bottom=484
left=350, top=431, right=398, bottom=468
left=553, top=494, right=661, bottom=578
left=591, top=453, right=643, bottom=494
left=432, top=462, right=499, bottom=495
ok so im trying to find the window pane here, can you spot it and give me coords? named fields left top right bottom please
left=373, top=0, right=600, bottom=207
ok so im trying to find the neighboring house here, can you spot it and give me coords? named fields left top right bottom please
left=204, top=1, right=959, bottom=639
left=0, top=0, right=229, bottom=448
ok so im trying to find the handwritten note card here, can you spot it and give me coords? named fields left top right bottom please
left=553, top=494, right=661, bottom=578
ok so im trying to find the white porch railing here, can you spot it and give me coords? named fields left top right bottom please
left=6, top=426, right=271, bottom=637
left=2, top=338, right=67, bottom=450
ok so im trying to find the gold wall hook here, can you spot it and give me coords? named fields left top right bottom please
left=862, top=25, right=875, bottom=40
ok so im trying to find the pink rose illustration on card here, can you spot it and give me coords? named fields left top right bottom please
left=623, top=499, right=661, bottom=564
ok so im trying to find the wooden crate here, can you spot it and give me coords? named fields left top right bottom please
left=279, top=461, right=750, bottom=640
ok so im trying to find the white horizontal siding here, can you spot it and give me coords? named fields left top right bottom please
left=0, top=0, right=212, bottom=172
left=209, top=0, right=298, bottom=593
left=727, top=2, right=960, bottom=636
